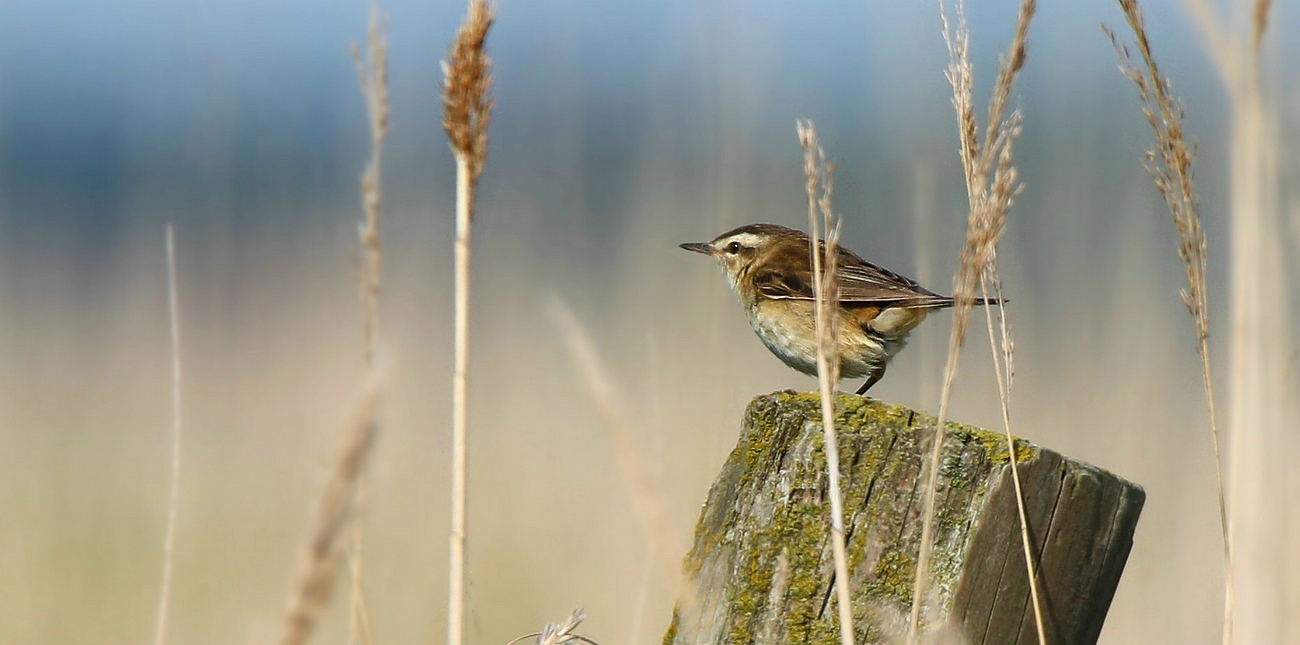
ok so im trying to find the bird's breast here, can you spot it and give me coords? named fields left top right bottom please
left=743, top=299, right=890, bottom=380
left=745, top=300, right=821, bottom=376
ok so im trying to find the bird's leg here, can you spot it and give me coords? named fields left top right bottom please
left=856, top=365, right=886, bottom=395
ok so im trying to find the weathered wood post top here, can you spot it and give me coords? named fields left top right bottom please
left=666, top=391, right=1144, bottom=645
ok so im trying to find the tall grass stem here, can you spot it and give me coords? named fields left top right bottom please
left=448, top=156, right=472, bottom=645
left=546, top=298, right=699, bottom=630
left=349, top=3, right=389, bottom=637
left=152, top=223, right=183, bottom=645
left=276, top=373, right=382, bottom=645
left=910, top=1, right=1036, bottom=641
left=441, top=2, right=493, bottom=642
left=797, top=120, right=855, bottom=645
left=979, top=272, right=1045, bottom=642
left=1105, top=1, right=1241, bottom=638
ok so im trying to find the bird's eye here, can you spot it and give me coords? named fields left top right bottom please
left=726, top=241, right=743, bottom=254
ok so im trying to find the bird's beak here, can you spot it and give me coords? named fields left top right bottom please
left=679, top=242, right=715, bottom=256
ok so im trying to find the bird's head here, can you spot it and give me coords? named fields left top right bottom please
left=679, top=223, right=807, bottom=291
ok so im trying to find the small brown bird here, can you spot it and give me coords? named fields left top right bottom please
left=681, top=223, right=997, bottom=394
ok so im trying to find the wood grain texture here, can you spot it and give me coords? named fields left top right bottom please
left=665, top=391, right=1144, bottom=645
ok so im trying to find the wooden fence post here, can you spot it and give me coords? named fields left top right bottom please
left=665, top=391, right=1144, bottom=645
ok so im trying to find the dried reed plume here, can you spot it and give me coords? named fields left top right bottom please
left=1104, top=2, right=1231, bottom=640
left=276, top=372, right=383, bottom=645
left=505, top=608, right=604, bottom=645
left=909, top=1, right=1039, bottom=643
left=546, top=298, right=699, bottom=637
left=1176, top=0, right=1287, bottom=641
left=546, top=299, right=681, bottom=560
left=151, top=224, right=183, bottom=645
left=347, top=5, right=389, bottom=642
left=796, top=120, right=855, bottom=645
left=273, top=7, right=389, bottom=644
left=442, top=3, right=494, bottom=645
left=354, top=0, right=390, bottom=367
left=443, top=0, right=493, bottom=185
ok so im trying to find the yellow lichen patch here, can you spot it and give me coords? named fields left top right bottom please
left=866, top=547, right=918, bottom=606
left=660, top=611, right=679, bottom=645
left=970, top=427, right=1038, bottom=465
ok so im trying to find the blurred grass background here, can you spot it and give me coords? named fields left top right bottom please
left=1, top=0, right=1297, bottom=643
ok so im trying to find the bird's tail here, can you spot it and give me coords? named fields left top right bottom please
left=919, top=296, right=1007, bottom=308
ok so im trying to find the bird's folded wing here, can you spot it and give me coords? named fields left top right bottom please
left=754, top=252, right=952, bottom=307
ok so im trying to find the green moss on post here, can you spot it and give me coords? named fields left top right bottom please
left=665, top=391, right=1144, bottom=645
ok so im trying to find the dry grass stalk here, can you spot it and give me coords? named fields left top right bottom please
left=353, top=0, right=390, bottom=366
left=347, top=5, right=389, bottom=642
left=442, top=3, right=494, bottom=645
left=977, top=268, right=1045, bottom=643
left=909, top=1, right=1038, bottom=643
left=1181, top=0, right=1272, bottom=90
left=546, top=300, right=679, bottom=556
left=1178, top=0, right=1286, bottom=641
left=1104, top=3, right=1232, bottom=641
left=505, top=608, right=604, bottom=645
left=796, top=120, right=855, bottom=645
left=151, top=224, right=184, bottom=645
left=347, top=516, right=377, bottom=645
left=276, top=372, right=383, bottom=645
left=1251, top=0, right=1272, bottom=55
left=545, top=298, right=700, bottom=632
left=627, top=549, right=655, bottom=645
